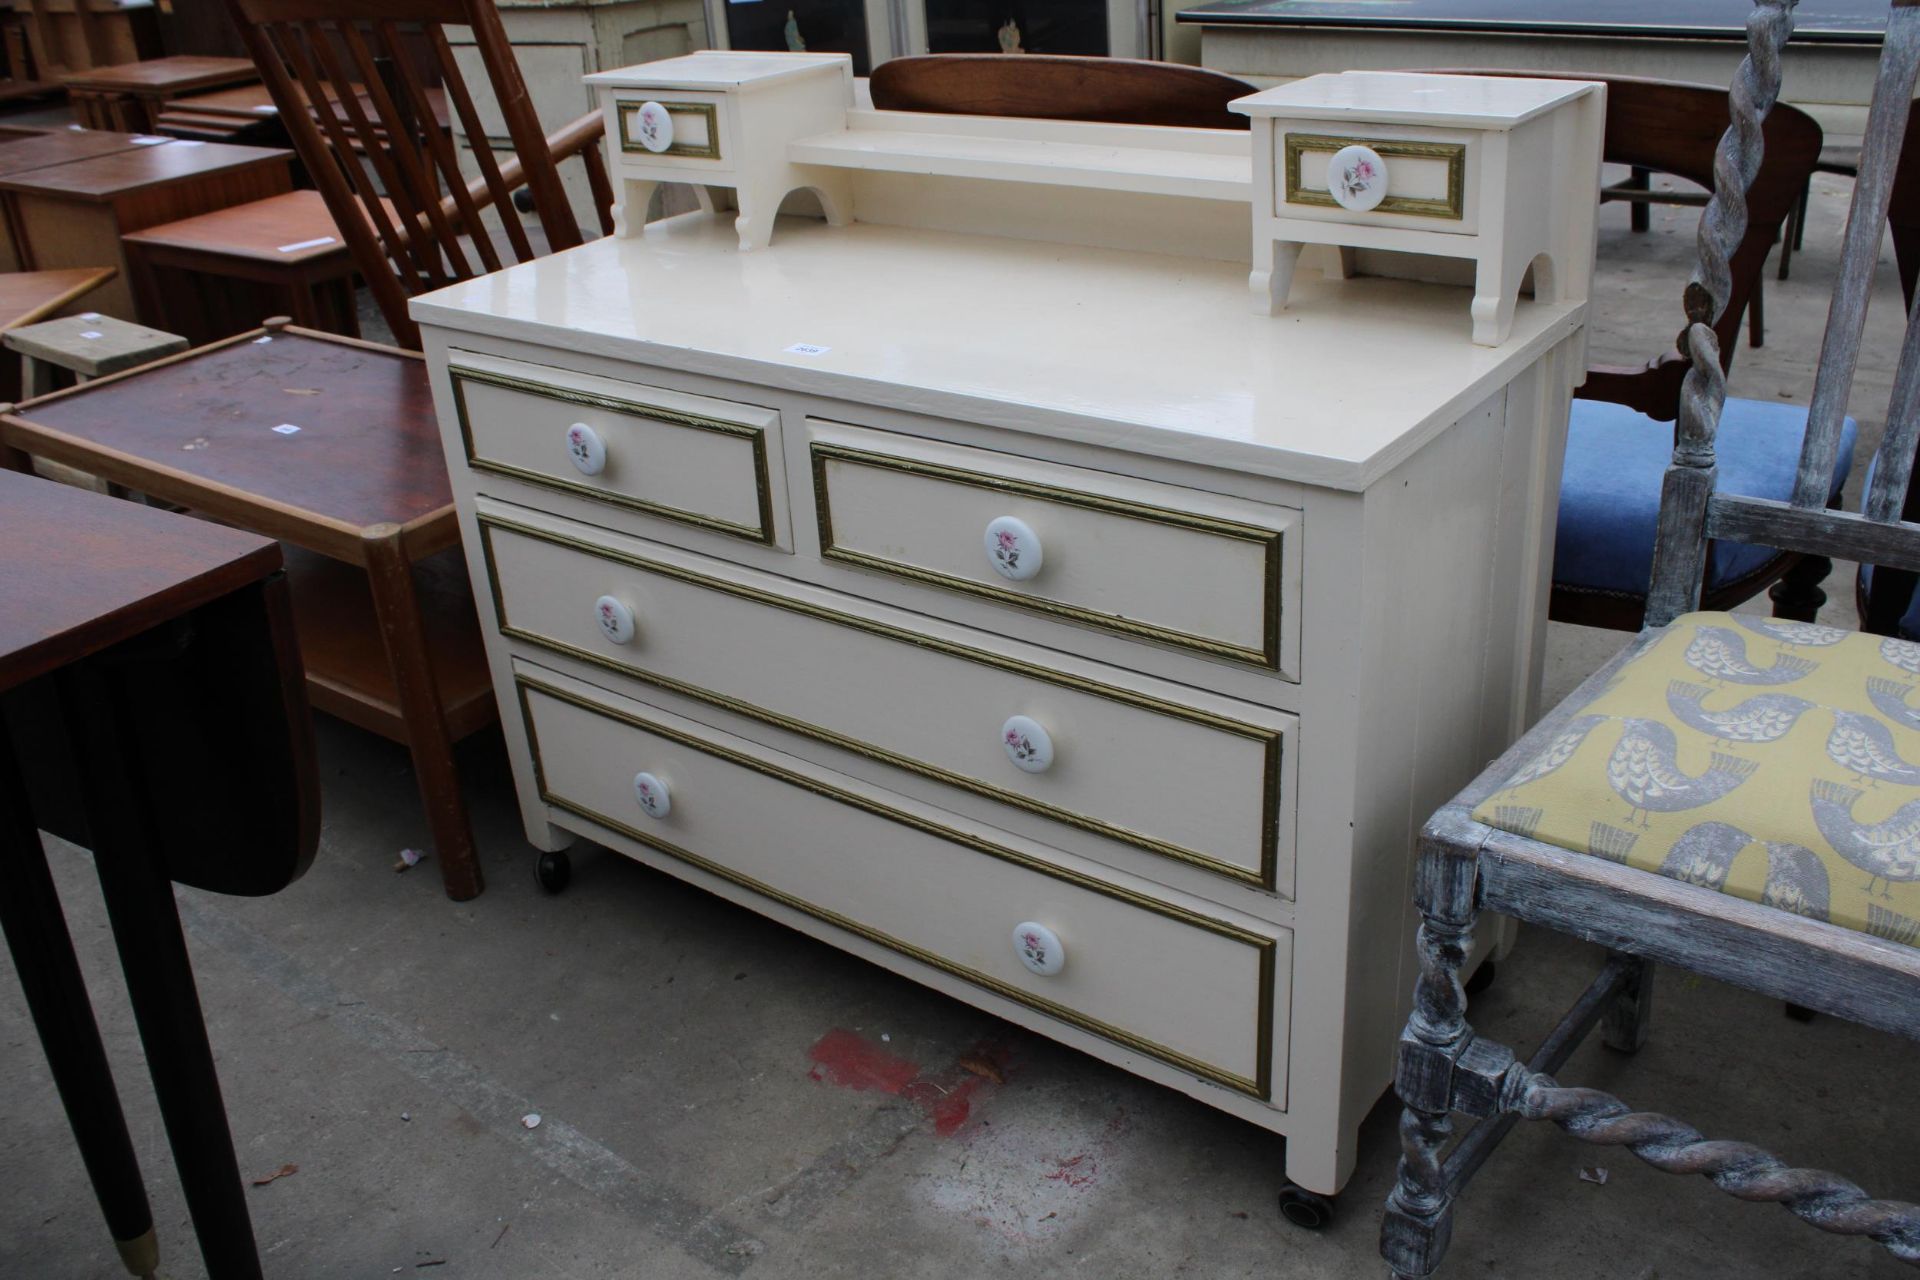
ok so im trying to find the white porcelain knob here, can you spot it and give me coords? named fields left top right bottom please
left=1328, top=144, right=1388, bottom=213
left=1012, top=921, right=1065, bottom=977
left=632, top=771, right=671, bottom=819
left=635, top=101, right=674, bottom=153
left=565, top=422, right=606, bottom=476
left=594, top=595, right=636, bottom=645
left=1001, top=715, right=1054, bottom=774
left=984, top=515, right=1042, bottom=582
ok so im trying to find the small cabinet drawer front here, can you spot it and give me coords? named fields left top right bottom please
left=481, top=511, right=1296, bottom=892
left=1278, top=128, right=1473, bottom=232
left=606, top=91, right=731, bottom=168
left=449, top=351, right=779, bottom=543
left=808, top=422, right=1299, bottom=675
left=518, top=672, right=1286, bottom=1100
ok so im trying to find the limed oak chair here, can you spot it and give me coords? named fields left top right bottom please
left=1382, top=3, right=1920, bottom=1276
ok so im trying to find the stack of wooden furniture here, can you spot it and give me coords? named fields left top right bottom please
left=410, top=49, right=1605, bottom=1218
left=19, top=0, right=159, bottom=84
left=62, top=53, right=258, bottom=132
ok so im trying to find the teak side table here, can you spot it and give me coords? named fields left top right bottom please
left=62, top=54, right=260, bottom=133
left=0, top=128, right=171, bottom=272
left=0, top=465, right=314, bottom=1278
left=0, top=138, right=294, bottom=321
left=0, top=322, right=496, bottom=900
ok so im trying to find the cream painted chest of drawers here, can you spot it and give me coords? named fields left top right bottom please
left=415, top=55, right=1598, bottom=1203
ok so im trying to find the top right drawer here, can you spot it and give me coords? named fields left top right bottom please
left=808, top=421, right=1301, bottom=679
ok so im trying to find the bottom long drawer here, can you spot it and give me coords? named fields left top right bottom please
left=517, top=667, right=1288, bottom=1102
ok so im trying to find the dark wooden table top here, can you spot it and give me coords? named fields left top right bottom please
left=0, top=266, right=116, bottom=330
left=0, top=467, right=280, bottom=693
left=166, top=82, right=278, bottom=120
left=121, top=188, right=369, bottom=265
left=60, top=55, right=260, bottom=95
left=1, top=328, right=454, bottom=562
left=0, top=139, right=292, bottom=201
left=0, top=129, right=170, bottom=180
left=1173, top=0, right=1888, bottom=42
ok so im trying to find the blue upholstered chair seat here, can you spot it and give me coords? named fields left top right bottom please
left=1556, top=397, right=1858, bottom=597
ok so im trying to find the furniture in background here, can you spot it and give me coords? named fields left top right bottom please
left=0, top=465, right=316, bottom=1280
left=1382, top=4, right=1920, bottom=1276
left=0, top=1, right=55, bottom=98
left=0, top=321, right=492, bottom=901
left=445, top=0, right=706, bottom=231
left=122, top=189, right=372, bottom=342
left=151, top=80, right=284, bottom=143
left=1177, top=0, right=1886, bottom=149
left=0, top=263, right=114, bottom=397
left=704, top=0, right=1157, bottom=73
left=869, top=52, right=1255, bottom=128
left=21, top=0, right=159, bottom=82
left=62, top=53, right=259, bottom=132
left=0, top=128, right=173, bottom=272
left=6, top=310, right=186, bottom=396
left=1469, top=73, right=1830, bottom=634
left=0, top=137, right=293, bottom=321
left=419, top=49, right=1600, bottom=1213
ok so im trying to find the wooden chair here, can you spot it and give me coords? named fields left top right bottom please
left=1536, top=76, right=1827, bottom=633
left=1381, top=4, right=1920, bottom=1276
left=869, top=53, right=1256, bottom=130
left=223, top=0, right=615, bottom=349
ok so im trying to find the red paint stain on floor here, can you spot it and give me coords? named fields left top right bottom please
left=805, top=1031, right=1014, bottom=1137
left=1044, top=1153, right=1098, bottom=1189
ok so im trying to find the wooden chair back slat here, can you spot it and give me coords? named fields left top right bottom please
left=224, top=0, right=590, bottom=348
left=1794, top=13, right=1920, bottom=510
left=869, top=54, right=1257, bottom=131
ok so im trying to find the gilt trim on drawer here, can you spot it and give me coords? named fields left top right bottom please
left=449, top=365, right=777, bottom=544
left=518, top=674, right=1279, bottom=1100
left=809, top=443, right=1286, bottom=671
left=478, top=514, right=1286, bottom=892
left=1283, top=133, right=1467, bottom=221
left=615, top=99, right=721, bottom=160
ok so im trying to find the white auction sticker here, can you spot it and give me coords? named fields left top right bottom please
left=79, top=330, right=102, bottom=340
left=272, top=424, right=301, bottom=435
left=277, top=236, right=337, bottom=253
left=785, top=342, right=831, bottom=356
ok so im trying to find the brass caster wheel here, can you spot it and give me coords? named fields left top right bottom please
left=1278, top=1181, right=1335, bottom=1229
left=535, top=849, right=572, bottom=895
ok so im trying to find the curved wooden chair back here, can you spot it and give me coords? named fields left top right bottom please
left=1430, top=70, right=1823, bottom=422
left=869, top=54, right=1257, bottom=130
left=222, top=0, right=594, bottom=349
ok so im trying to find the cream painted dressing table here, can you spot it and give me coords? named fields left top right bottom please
left=414, top=52, right=1601, bottom=1215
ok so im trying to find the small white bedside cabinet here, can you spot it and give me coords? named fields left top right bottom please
left=585, top=50, right=855, bottom=247
left=416, top=53, right=1594, bottom=1217
left=1233, top=71, right=1605, bottom=346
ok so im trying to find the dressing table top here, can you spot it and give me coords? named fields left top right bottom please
left=412, top=214, right=1584, bottom=492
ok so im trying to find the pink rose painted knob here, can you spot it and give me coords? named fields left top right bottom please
left=635, top=101, right=674, bottom=153
left=566, top=422, right=607, bottom=476
left=594, top=594, right=636, bottom=645
left=632, top=771, right=671, bottom=820
left=1328, top=144, right=1388, bottom=213
left=983, top=515, right=1042, bottom=582
left=1012, top=921, right=1065, bottom=977
left=1001, top=714, right=1054, bottom=774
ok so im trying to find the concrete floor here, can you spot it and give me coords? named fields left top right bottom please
left=4, top=170, right=1917, bottom=1280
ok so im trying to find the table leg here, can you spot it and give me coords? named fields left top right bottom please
left=363, top=526, right=483, bottom=900
left=0, top=706, right=160, bottom=1279
left=56, top=652, right=265, bottom=1280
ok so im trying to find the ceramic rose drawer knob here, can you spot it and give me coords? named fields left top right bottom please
left=594, top=595, right=636, bottom=645
left=984, top=515, right=1042, bottom=582
left=634, top=101, right=674, bottom=153
left=1012, top=921, right=1065, bottom=977
left=1327, top=144, right=1387, bottom=212
left=632, top=771, right=671, bottom=820
left=566, top=422, right=607, bottom=476
left=1001, top=715, right=1054, bottom=774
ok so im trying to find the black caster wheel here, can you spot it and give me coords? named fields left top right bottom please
left=535, top=849, right=572, bottom=895
left=1465, top=958, right=1499, bottom=997
left=1277, top=1182, right=1335, bottom=1230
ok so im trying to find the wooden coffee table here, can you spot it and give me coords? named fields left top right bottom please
left=0, top=322, right=495, bottom=900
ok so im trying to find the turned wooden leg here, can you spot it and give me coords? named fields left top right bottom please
left=362, top=526, right=483, bottom=901
left=1768, top=553, right=1832, bottom=623
left=1381, top=832, right=1481, bottom=1280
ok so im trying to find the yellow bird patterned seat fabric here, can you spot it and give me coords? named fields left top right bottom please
left=1472, top=612, right=1920, bottom=947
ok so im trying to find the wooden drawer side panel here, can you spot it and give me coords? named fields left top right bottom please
left=449, top=356, right=778, bottom=543
left=519, top=674, right=1283, bottom=1100
left=810, top=440, right=1289, bottom=671
left=479, top=513, right=1293, bottom=892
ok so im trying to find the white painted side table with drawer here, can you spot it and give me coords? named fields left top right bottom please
left=413, top=55, right=1595, bottom=1207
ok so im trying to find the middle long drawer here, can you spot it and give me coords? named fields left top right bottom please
left=478, top=504, right=1297, bottom=894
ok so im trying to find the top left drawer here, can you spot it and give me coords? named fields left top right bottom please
left=447, top=351, right=781, bottom=545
